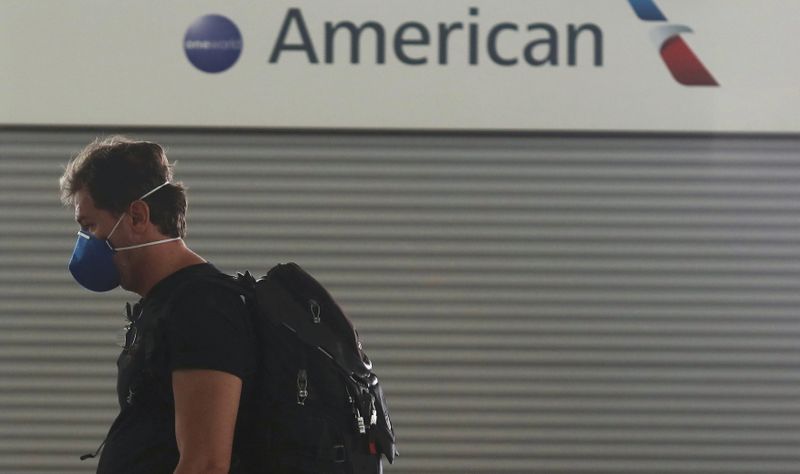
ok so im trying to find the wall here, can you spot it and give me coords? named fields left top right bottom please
left=2, top=128, right=799, bottom=473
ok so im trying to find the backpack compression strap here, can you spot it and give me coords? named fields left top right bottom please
left=252, top=275, right=374, bottom=381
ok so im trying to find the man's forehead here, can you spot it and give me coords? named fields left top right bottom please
left=74, top=190, right=91, bottom=212
left=74, top=206, right=89, bottom=225
left=73, top=189, right=103, bottom=221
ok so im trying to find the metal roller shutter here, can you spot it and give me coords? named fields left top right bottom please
left=1, top=128, right=799, bottom=473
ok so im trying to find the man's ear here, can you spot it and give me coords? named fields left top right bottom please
left=128, top=200, right=151, bottom=233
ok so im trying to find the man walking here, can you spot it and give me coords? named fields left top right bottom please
left=61, top=136, right=258, bottom=473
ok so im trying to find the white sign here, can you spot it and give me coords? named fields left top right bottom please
left=1, top=0, right=798, bottom=132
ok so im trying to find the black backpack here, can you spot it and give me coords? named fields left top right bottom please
left=215, top=263, right=398, bottom=473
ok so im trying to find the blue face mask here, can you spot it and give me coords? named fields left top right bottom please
left=68, top=230, right=122, bottom=292
left=68, top=182, right=181, bottom=292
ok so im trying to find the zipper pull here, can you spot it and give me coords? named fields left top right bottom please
left=355, top=409, right=366, bottom=434
left=80, top=439, right=106, bottom=461
left=345, top=385, right=367, bottom=434
left=309, top=299, right=321, bottom=324
left=296, top=369, right=309, bottom=406
left=370, top=395, right=377, bottom=426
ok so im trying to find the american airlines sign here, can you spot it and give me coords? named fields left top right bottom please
left=1, top=1, right=797, bottom=132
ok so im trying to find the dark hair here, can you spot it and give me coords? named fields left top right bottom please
left=59, top=136, right=187, bottom=238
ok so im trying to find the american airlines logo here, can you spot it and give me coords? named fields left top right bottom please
left=183, top=3, right=719, bottom=88
left=628, top=0, right=718, bottom=86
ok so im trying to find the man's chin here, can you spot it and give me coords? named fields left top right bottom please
left=118, top=274, right=132, bottom=292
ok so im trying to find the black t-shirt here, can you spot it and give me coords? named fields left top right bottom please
left=96, top=263, right=258, bottom=474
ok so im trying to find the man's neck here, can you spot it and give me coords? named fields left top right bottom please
left=129, top=242, right=207, bottom=297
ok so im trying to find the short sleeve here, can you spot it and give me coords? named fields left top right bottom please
left=163, top=281, right=256, bottom=380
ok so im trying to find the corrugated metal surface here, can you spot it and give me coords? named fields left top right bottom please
left=1, top=129, right=800, bottom=474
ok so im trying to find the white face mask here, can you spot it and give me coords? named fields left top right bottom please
left=106, top=181, right=182, bottom=252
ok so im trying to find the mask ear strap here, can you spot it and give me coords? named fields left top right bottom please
left=106, top=213, right=126, bottom=243
left=106, top=181, right=171, bottom=245
left=115, top=237, right=182, bottom=252
left=139, top=181, right=170, bottom=200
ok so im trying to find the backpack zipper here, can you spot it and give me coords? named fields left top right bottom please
left=296, top=369, right=309, bottom=406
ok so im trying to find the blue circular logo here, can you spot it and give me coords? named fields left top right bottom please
left=184, top=14, right=243, bottom=73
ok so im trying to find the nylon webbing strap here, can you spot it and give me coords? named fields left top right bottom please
left=253, top=277, right=372, bottom=380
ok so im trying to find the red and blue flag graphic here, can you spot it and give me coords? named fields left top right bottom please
left=628, top=0, right=718, bottom=86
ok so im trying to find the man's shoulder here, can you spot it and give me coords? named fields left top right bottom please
left=170, top=274, right=245, bottom=310
left=148, top=263, right=232, bottom=304
left=164, top=271, right=253, bottom=329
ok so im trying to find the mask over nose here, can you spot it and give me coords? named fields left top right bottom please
left=68, top=182, right=181, bottom=292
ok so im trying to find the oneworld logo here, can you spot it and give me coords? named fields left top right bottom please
left=184, top=14, right=243, bottom=73
left=628, top=0, right=718, bottom=86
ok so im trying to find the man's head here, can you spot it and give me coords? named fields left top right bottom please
left=60, top=136, right=189, bottom=292
left=60, top=136, right=187, bottom=238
